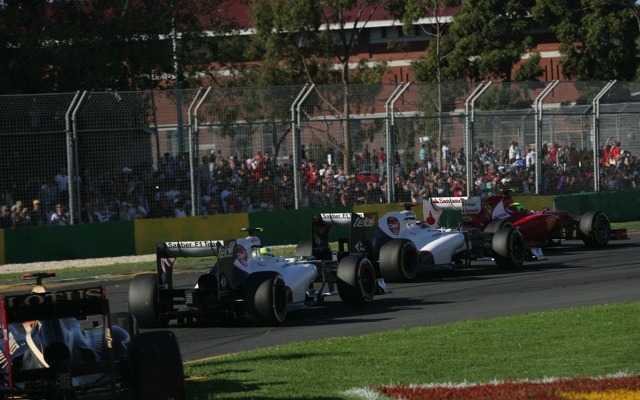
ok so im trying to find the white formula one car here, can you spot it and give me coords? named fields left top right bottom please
left=374, top=197, right=527, bottom=282
left=129, top=225, right=388, bottom=328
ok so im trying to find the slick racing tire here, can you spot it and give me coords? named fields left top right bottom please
left=128, top=274, right=164, bottom=329
left=483, top=219, right=513, bottom=233
left=579, top=210, right=611, bottom=248
left=295, top=239, right=313, bottom=257
left=244, top=271, right=288, bottom=326
left=379, top=239, right=419, bottom=282
left=296, top=238, right=332, bottom=260
left=131, top=330, right=186, bottom=400
left=491, top=227, right=526, bottom=270
left=336, top=255, right=376, bottom=306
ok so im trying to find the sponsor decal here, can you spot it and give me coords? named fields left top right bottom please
left=387, top=217, right=400, bottom=235
left=166, top=240, right=223, bottom=249
left=218, top=241, right=236, bottom=259
left=353, top=216, right=375, bottom=228
left=235, top=245, right=247, bottom=267
left=0, top=332, right=19, bottom=369
left=432, top=197, right=465, bottom=204
left=321, top=213, right=351, bottom=220
left=4, top=287, right=103, bottom=308
left=426, top=211, right=437, bottom=226
left=354, top=241, right=366, bottom=253
left=161, top=258, right=176, bottom=275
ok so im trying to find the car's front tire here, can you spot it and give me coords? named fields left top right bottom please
left=491, top=227, right=526, bottom=269
left=579, top=210, right=610, bottom=248
left=379, top=239, right=418, bottom=282
left=244, top=271, right=288, bottom=326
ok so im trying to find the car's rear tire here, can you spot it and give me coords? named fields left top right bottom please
left=579, top=210, right=610, bottom=248
left=295, top=239, right=313, bottom=257
left=337, top=255, right=376, bottom=306
left=379, top=239, right=418, bottom=282
left=484, top=219, right=513, bottom=233
left=491, top=227, right=526, bottom=269
left=128, top=274, right=162, bottom=329
left=244, top=272, right=288, bottom=326
left=130, top=330, right=185, bottom=400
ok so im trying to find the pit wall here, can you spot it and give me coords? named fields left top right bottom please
left=0, top=192, right=637, bottom=265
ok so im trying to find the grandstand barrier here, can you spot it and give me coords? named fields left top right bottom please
left=133, top=213, right=250, bottom=256
left=1, top=221, right=135, bottom=265
left=0, top=191, right=637, bottom=265
left=247, top=206, right=352, bottom=247
left=553, top=191, right=640, bottom=222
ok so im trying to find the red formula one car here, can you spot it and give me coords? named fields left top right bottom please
left=426, top=193, right=627, bottom=251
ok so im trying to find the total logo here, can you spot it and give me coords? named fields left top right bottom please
left=387, top=217, right=400, bottom=235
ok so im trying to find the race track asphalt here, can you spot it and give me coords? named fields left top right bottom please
left=103, top=233, right=640, bottom=363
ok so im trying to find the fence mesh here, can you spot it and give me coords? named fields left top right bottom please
left=1, top=81, right=639, bottom=227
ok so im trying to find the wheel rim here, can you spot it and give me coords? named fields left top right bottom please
left=401, top=243, right=418, bottom=279
left=272, top=275, right=287, bottom=321
left=594, top=215, right=611, bottom=243
left=357, top=259, right=376, bottom=299
left=512, top=232, right=526, bottom=264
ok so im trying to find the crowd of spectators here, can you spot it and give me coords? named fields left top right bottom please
left=1, top=137, right=639, bottom=229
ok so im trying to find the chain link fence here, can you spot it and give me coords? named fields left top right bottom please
left=1, top=81, right=638, bottom=227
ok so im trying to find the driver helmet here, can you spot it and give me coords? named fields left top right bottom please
left=259, top=247, right=273, bottom=257
left=512, top=202, right=524, bottom=212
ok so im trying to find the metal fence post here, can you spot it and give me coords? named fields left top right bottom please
left=384, top=83, right=405, bottom=203
left=464, top=82, right=490, bottom=196
left=387, top=82, right=410, bottom=203
left=592, top=80, right=617, bottom=192
left=534, top=80, right=559, bottom=194
left=68, top=91, right=86, bottom=224
left=187, top=88, right=204, bottom=216
left=294, top=84, right=314, bottom=209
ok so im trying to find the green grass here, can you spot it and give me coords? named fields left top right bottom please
left=183, top=301, right=640, bottom=399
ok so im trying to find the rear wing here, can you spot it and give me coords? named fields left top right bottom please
left=155, top=240, right=236, bottom=288
left=310, top=212, right=378, bottom=261
left=423, top=197, right=481, bottom=227
left=1, top=285, right=108, bottom=324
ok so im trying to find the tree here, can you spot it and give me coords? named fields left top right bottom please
left=388, top=0, right=462, bottom=171
left=249, top=0, right=389, bottom=174
left=532, top=0, right=638, bottom=80
left=513, top=52, right=545, bottom=82
left=0, top=0, right=237, bottom=93
left=446, top=0, right=537, bottom=82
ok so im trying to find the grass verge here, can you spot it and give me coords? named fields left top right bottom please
left=183, top=301, right=640, bottom=399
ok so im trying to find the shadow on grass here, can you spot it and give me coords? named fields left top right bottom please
left=186, top=356, right=346, bottom=399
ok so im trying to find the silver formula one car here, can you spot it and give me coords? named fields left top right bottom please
left=128, top=224, right=389, bottom=328
left=295, top=207, right=526, bottom=284
left=1, top=273, right=185, bottom=400
left=374, top=199, right=527, bottom=282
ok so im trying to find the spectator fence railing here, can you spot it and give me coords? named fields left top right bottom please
left=1, top=81, right=639, bottom=226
